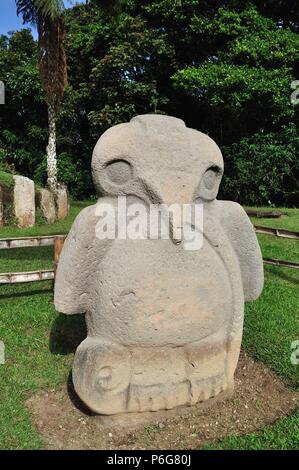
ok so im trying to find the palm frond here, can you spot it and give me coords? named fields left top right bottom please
left=16, top=0, right=64, bottom=23
left=15, top=0, right=38, bottom=25
left=34, top=0, right=64, bottom=20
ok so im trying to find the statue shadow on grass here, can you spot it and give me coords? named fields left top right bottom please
left=49, top=313, right=95, bottom=415
left=267, top=265, right=299, bottom=286
left=49, top=313, right=87, bottom=355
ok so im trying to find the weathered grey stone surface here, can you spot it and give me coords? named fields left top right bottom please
left=13, top=175, right=35, bottom=228
left=54, top=114, right=264, bottom=415
left=55, top=184, right=69, bottom=220
left=37, top=188, right=56, bottom=224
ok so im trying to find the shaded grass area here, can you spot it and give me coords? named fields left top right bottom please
left=0, top=204, right=298, bottom=449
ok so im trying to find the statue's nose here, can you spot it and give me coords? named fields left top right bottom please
left=151, top=176, right=200, bottom=245
left=155, top=174, right=196, bottom=206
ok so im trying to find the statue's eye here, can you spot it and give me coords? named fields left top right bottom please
left=195, top=165, right=223, bottom=202
left=203, top=166, right=221, bottom=190
left=105, top=159, right=133, bottom=185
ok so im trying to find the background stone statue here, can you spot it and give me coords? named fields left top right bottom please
left=54, top=114, right=264, bottom=415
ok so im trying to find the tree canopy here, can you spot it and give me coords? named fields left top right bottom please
left=0, top=0, right=298, bottom=205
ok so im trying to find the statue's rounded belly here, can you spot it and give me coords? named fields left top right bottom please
left=95, top=239, right=233, bottom=346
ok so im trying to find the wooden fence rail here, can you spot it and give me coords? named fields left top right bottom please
left=254, top=225, right=299, bottom=240
left=0, top=224, right=298, bottom=285
left=263, top=258, right=299, bottom=269
left=0, top=270, right=54, bottom=285
left=0, top=235, right=66, bottom=285
left=0, top=235, right=62, bottom=250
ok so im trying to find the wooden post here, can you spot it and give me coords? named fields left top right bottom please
left=54, top=236, right=65, bottom=279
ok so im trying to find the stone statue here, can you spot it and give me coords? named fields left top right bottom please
left=54, top=115, right=264, bottom=415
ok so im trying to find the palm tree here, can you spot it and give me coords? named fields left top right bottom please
left=16, top=0, right=67, bottom=192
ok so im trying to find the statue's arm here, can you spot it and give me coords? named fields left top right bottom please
left=54, top=204, right=97, bottom=314
left=215, top=200, right=264, bottom=301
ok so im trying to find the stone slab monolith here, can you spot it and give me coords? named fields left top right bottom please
left=56, top=184, right=69, bottom=220
left=13, top=175, right=35, bottom=228
left=37, top=188, right=56, bottom=224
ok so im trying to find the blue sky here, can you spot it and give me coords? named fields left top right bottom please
left=1, top=0, right=86, bottom=39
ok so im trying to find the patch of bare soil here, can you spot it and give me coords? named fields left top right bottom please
left=26, top=351, right=299, bottom=450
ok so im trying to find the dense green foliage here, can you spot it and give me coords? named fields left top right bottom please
left=0, top=1, right=298, bottom=203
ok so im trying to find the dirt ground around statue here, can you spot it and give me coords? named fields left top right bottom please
left=26, top=351, right=298, bottom=450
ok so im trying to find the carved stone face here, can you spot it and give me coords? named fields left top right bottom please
left=91, top=114, right=224, bottom=206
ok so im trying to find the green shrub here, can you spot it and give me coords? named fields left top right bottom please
left=0, top=169, right=14, bottom=187
left=219, top=125, right=299, bottom=206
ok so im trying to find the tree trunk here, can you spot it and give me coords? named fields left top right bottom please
left=47, top=104, right=58, bottom=192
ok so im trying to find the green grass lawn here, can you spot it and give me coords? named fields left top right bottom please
left=204, top=409, right=299, bottom=450
left=247, top=207, right=299, bottom=231
left=0, top=202, right=298, bottom=449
